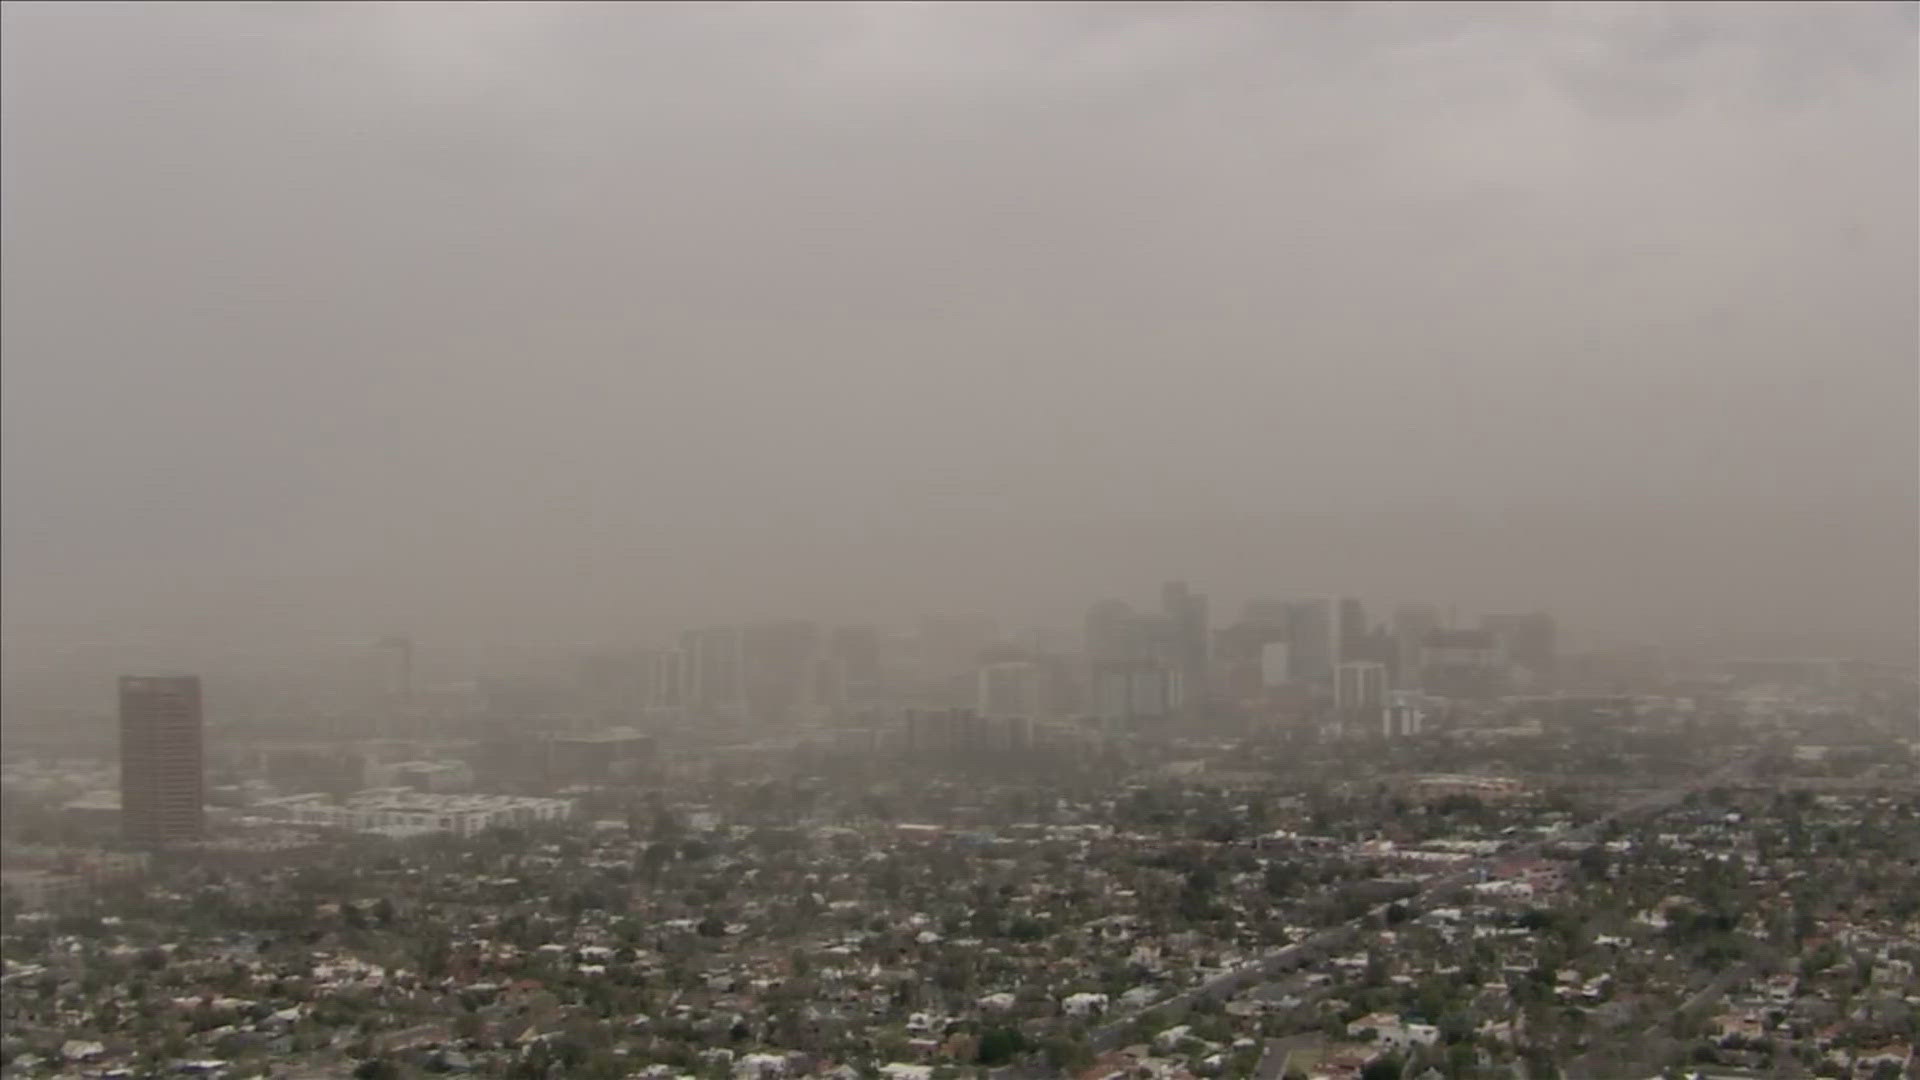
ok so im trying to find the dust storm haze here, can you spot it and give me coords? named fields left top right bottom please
left=3, top=2, right=1916, bottom=678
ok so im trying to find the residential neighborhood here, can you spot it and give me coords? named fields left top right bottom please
left=5, top=683, right=1915, bottom=1079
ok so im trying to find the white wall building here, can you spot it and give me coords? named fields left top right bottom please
left=1383, top=692, right=1425, bottom=737
left=1336, top=661, right=1387, bottom=711
left=258, top=790, right=574, bottom=838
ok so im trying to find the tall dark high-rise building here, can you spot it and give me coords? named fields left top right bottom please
left=119, top=675, right=205, bottom=845
left=645, top=647, right=688, bottom=713
left=1336, top=596, right=1369, bottom=667
left=1282, top=597, right=1336, bottom=682
left=1084, top=599, right=1147, bottom=670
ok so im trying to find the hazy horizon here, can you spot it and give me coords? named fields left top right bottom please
left=4, top=4, right=1916, bottom=675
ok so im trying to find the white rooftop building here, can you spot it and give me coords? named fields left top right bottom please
left=255, top=789, right=573, bottom=837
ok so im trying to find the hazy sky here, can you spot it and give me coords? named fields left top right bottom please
left=3, top=2, right=1915, bottom=664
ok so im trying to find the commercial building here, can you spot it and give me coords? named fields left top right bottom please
left=645, top=647, right=689, bottom=714
left=1482, top=612, right=1557, bottom=682
left=363, top=759, right=474, bottom=793
left=1086, top=596, right=1190, bottom=720
left=1405, top=775, right=1528, bottom=804
left=1420, top=628, right=1500, bottom=667
left=741, top=620, right=822, bottom=724
left=977, top=660, right=1045, bottom=719
left=682, top=626, right=748, bottom=718
left=1391, top=605, right=1442, bottom=688
left=544, top=727, right=657, bottom=785
left=1086, top=600, right=1148, bottom=668
left=1282, top=598, right=1336, bottom=683
left=898, top=709, right=1035, bottom=757
left=1335, top=661, right=1388, bottom=712
left=119, top=675, right=205, bottom=844
left=1337, top=596, right=1369, bottom=668
left=1382, top=693, right=1425, bottom=737
left=1091, top=662, right=1181, bottom=722
left=257, top=790, right=574, bottom=838
left=0, top=846, right=148, bottom=910
left=0, top=871, right=86, bottom=912
left=1160, top=581, right=1210, bottom=706
left=1212, top=616, right=1281, bottom=702
left=1419, top=628, right=1504, bottom=696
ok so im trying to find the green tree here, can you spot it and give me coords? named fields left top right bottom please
left=1043, top=1036, right=1093, bottom=1074
left=1360, top=1055, right=1404, bottom=1080
left=977, top=1028, right=1027, bottom=1066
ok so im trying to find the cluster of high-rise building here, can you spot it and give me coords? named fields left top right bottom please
left=445, top=585, right=1559, bottom=734
left=568, top=621, right=891, bottom=728
left=111, top=583, right=1559, bottom=844
left=1080, top=581, right=1212, bottom=723
left=1213, top=595, right=1557, bottom=704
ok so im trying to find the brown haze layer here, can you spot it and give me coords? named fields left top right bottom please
left=4, top=4, right=1915, bottom=677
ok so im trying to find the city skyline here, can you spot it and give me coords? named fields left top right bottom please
left=0, top=4, right=1914, bottom=1078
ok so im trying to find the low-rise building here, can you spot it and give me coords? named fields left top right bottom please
left=254, top=790, right=574, bottom=837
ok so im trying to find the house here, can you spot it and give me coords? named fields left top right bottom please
left=60, top=1040, right=106, bottom=1062
left=734, top=1053, right=788, bottom=1078
left=1279, top=1043, right=1376, bottom=1080
left=1478, top=1018, right=1521, bottom=1045
left=1761, top=973, right=1798, bottom=1005
left=1154, top=1025, right=1193, bottom=1053
left=1712, top=1010, right=1766, bottom=1045
left=1345, top=1013, right=1440, bottom=1052
left=1844, top=1043, right=1911, bottom=1079
left=1062, top=992, right=1109, bottom=1018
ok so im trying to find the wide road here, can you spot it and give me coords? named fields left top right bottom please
left=1083, top=753, right=1760, bottom=1055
